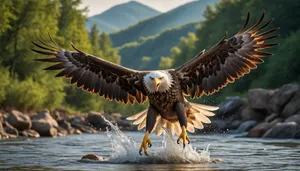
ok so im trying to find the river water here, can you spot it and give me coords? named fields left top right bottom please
left=0, top=122, right=299, bottom=171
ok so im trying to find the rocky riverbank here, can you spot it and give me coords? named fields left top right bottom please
left=0, top=109, right=134, bottom=139
left=203, top=83, right=300, bottom=139
left=1, top=82, right=300, bottom=140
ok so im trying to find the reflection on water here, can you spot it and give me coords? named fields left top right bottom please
left=0, top=123, right=300, bottom=171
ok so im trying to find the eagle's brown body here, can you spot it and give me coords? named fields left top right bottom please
left=146, top=71, right=183, bottom=122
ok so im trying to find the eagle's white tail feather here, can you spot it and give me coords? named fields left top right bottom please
left=126, top=109, right=148, bottom=120
left=167, top=122, right=175, bottom=135
left=194, top=112, right=211, bottom=124
left=151, top=115, right=161, bottom=133
left=192, top=119, right=204, bottom=129
left=187, top=123, right=195, bottom=133
left=132, top=113, right=147, bottom=125
left=190, top=102, right=219, bottom=111
left=174, top=122, right=181, bottom=136
left=192, top=105, right=216, bottom=116
left=138, top=118, right=146, bottom=130
left=126, top=102, right=218, bottom=135
left=155, top=119, right=163, bottom=136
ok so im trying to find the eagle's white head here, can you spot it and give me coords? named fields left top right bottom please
left=143, top=71, right=173, bottom=93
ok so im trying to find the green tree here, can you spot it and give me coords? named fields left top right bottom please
left=159, top=56, right=173, bottom=69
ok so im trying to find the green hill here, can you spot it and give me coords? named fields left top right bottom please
left=118, top=22, right=199, bottom=70
left=110, top=0, right=219, bottom=47
left=86, top=1, right=161, bottom=33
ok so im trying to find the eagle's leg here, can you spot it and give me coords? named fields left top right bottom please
left=139, top=106, right=158, bottom=155
left=175, top=102, right=190, bottom=148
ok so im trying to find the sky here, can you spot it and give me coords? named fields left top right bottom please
left=80, top=0, right=195, bottom=17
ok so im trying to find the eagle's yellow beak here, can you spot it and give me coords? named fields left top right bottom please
left=153, top=77, right=161, bottom=92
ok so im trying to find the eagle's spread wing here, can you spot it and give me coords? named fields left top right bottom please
left=31, top=35, right=147, bottom=104
left=176, top=12, right=279, bottom=98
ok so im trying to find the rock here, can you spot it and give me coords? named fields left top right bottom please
left=285, top=114, right=300, bottom=125
left=217, top=96, right=246, bottom=118
left=31, top=120, right=57, bottom=137
left=269, top=83, right=299, bottom=113
left=265, top=113, right=279, bottom=123
left=294, top=130, right=300, bottom=139
left=87, top=112, right=109, bottom=129
left=68, top=115, right=89, bottom=127
left=241, top=107, right=265, bottom=121
left=31, top=110, right=58, bottom=128
left=227, top=120, right=242, bottom=130
left=51, top=111, right=62, bottom=121
left=7, top=110, right=31, bottom=131
left=270, top=118, right=283, bottom=127
left=236, top=120, right=257, bottom=133
left=0, top=119, right=10, bottom=139
left=20, top=129, right=40, bottom=138
left=72, top=129, right=82, bottom=135
left=248, top=122, right=271, bottom=138
left=58, top=120, right=72, bottom=131
left=248, top=89, right=274, bottom=110
left=57, top=127, right=68, bottom=136
left=6, top=133, right=17, bottom=139
left=282, top=91, right=300, bottom=118
left=81, top=154, right=103, bottom=161
left=262, top=122, right=298, bottom=138
left=4, top=121, right=19, bottom=136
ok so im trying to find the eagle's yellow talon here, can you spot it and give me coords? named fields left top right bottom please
left=177, top=126, right=190, bottom=148
left=139, top=131, right=151, bottom=155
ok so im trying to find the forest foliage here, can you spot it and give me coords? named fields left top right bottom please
left=0, top=0, right=146, bottom=114
left=0, top=0, right=299, bottom=114
left=161, top=0, right=300, bottom=104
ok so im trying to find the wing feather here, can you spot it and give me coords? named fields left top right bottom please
left=176, top=12, right=279, bottom=97
left=32, top=34, right=148, bottom=104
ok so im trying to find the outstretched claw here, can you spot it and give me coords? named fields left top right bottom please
left=177, top=126, right=190, bottom=148
left=139, top=131, right=152, bottom=155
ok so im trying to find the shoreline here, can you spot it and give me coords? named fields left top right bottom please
left=1, top=82, right=300, bottom=140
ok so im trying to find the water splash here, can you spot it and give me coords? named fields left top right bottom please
left=104, top=119, right=222, bottom=164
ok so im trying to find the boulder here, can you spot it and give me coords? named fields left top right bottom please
left=87, top=111, right=109, bottom=129
left=4, top=121, right=19, bottom=136
left=31, top=119, right=57, bottom=137
left=51, top=111, right=62, bottom=121
left=248, top=89, right=274, bottom=110
left=269, top=83, right=299, bottom=113
left=281, top=91, right=300, bottom=118
left=7, top=110, right=31, bottom=131
left=20, top=129, right=40, bottom=138
left=58, top=120, right=72, bottom=131
left=248, top=122, right=271, bottom=138
left=236, top=120, right=257, bottom=133
left=285, top=114, right=300, bottom=125
left=68, top=115, right=89, bottom=127
left=81, top=154, right=103, bottom=161
left=294, top=130, right=300, bottom=139
left=262, top=122, right=298, bottom=138
left=227, top=120, right=242, bottom=130
left=265, top=113, right=279, bottom=123
left=241, top=107, right=265, bottom=121
left=217, top=96, right=246, bottom=118
left=31, top=110, right=58, bottom=128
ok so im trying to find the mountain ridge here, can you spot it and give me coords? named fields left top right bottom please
left=86, top=1, right=161, bottom=33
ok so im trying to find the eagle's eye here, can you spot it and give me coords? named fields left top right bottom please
left=150, top=76, right=154, bottom=80
left=159, top=77, right=164, bottom=80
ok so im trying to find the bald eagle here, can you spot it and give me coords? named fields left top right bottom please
left=32, top=12, right=278, bottom=155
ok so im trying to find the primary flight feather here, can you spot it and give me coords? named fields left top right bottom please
left=32, top=12, right=279, bottom=155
